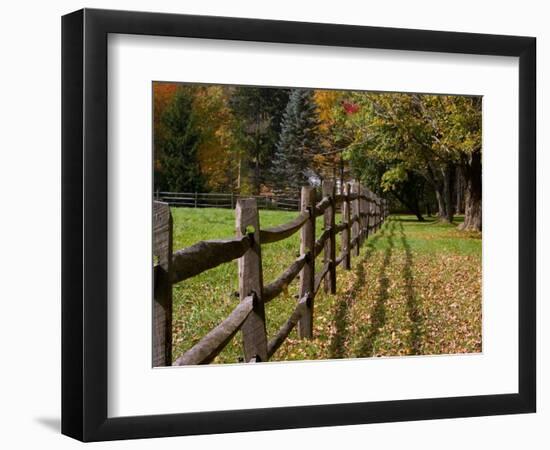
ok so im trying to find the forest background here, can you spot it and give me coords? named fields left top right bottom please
left=153, top=83, right=482, bottom=230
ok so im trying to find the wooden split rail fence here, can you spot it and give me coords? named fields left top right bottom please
left=153, top=180, right=388, bottom=366
left=155, top=191, right=301, bottom=211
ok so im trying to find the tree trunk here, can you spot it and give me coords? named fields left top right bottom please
left=458, top=149, right=482, bottom=231
left=254, top=155, right=260, bottom=194
left=435, top=188, right=445, bottom=219
left=412, top=210, right=425, bottom=221
left=435, top=184, right=453, bottom=222
left=236, top=153, right=242, bottom=190
left=391, top=191, right=425, bottom=221
left=442, top=162, right=455, bottom=223
left=434, top=163, right=455, bottom=223
left=455, top=168, right=463, bottom=214
left=411, top=194, right=424, bottom=222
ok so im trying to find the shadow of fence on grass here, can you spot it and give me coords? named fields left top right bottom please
left=355, top=219, right=396, bottom=358
left=328, top=221, right=388, bottom=359
left=397, top=220, right=424, bottom=355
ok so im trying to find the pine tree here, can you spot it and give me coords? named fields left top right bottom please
left=155, top=87, right=204, bottom=192
left=271, top=89, right=321, bottom=193
left=229, top=87, right=290, bottom=193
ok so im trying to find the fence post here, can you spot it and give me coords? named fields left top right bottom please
left=231, top=192, right=235, bottom=209
left=367, top=195, right=373, bottom=235
left=362, top=185, right=369, bottom=246
left=357, top=184, right=363, bottom=246
left=376, top=200, right=380, bottom=231
left=351, top=182, right=360, bottom=257
left=365, top=190, right=371, bottom=239
left=359, top=184, right=369, bottom=246
left=298, top=186, right=316, bottom=339
left=194, top=192, right=198, bottom=208
left=236, top=198, right=267, bottom=362
left=342, top=183, right=351, bottom=270
left=374, top=198, right=378, bottom=231
left=153, top=201, right=173, bottom=366
left=322, top=180, right=336, bottom=294
left=371, top=197, right=376, bottom=233
left=366, top=190, right=371, bottom=240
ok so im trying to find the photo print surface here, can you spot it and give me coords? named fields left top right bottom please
left=152, top=82, right=482, bottom=367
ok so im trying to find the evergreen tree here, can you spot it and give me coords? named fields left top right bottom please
left=271, top=89, right=321, bottom=193
left=155, top=87, right=204, bottom=192
left=230, top=87, right=290, bottom=193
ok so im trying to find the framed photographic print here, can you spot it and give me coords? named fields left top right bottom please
left=61, top=8, right=536, bottom=442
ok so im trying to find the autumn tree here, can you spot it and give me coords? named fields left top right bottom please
left=312, top=90, right=349, bottom=184
left=153, top=82, right=179, bottom=178
left=343, top=92, right=481, bottom=230
left=154, top=86, right=204, bottom=192
left=193, top=85, right=240, bottom=192
left=446, top=97, right=482, bottom=231
left=415, top=95, right=482, bottom=229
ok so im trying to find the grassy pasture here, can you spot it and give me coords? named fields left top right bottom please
left=170, top=207, right=482, bottom=364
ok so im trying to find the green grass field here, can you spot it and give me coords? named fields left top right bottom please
left=170, top=207, right=482, bottom=364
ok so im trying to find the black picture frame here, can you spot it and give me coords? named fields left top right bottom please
left=62, top=8, right=536, bottom=442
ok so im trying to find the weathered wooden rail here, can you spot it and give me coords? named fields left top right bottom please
left=153, top=180, right=388, bottom=366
